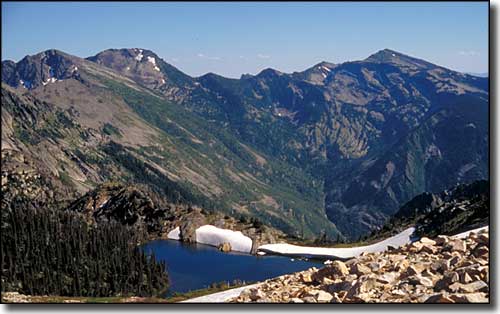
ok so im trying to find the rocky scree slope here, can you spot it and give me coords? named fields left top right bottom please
left=231, top=228, right=489, bottom=303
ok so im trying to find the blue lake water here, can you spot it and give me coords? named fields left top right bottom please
left=142, top=239, right=322, bottom=295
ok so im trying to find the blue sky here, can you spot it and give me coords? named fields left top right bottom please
left=2, top=2, right=488, bottom=78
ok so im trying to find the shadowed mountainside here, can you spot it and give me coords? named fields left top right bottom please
left=2, top=48, right=488, bottom=239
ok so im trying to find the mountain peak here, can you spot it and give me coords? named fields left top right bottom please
left=365, top=48, right=437, bottom=70
left=2, top=49, right=81, bottom=89
left=315, top=61, right=336, bottom=68
left=87, top=48, right=193, bottom=89
left=256, top=68, right=284, bottom=78
left=88, top=48, right=160, bottom=66
left=365, top=49, right=407, bottom=62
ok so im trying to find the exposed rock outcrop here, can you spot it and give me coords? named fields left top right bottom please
left=219, top=242, right=232, bottom=252
left=65, top=182, right=286, bottom=250
left=230, top=228, right=489, bottom=303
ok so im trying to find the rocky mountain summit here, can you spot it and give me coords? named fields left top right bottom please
left=2, top=49, right=82, bottom=90
left=231, top=228, right=489, bottom=303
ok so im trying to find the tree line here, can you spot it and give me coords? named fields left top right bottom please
left=1, top=205, right=169, bottom=297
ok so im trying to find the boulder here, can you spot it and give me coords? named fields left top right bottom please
left=394, top=259, right=410, bottom=272
left=473, top=245, right=489, bottom=258
left=325, top=280, right=355, bottom=294
left=458, top=280, right=489, bottom=293
left=445, top=240, right=467, bottom=253
left=351, top=263, right=371, bottom=276
left=313, top=261, right=349, bottom=282
left=449, top=293, right=489, bottom=303
left=435, top=272, right=459, bottom=291
left=316, top=291, right=334, bottom=303
left=330, top=261, right=350, bottom=276
left=407, top=275, right=434, bottom=288
left=476, top=233, right=488, bottom=245
left=377, top=272, right=399, bottom=284
left=218, top=242, right=232, bottom=252
left=424, top=293, right=455, bottom=303
left=179, top=212, right=206, bottom=243
left=302, top=296, right=317, bottom=303
left=249, top=288, right=266, bottom=301
left=420, top=237, right=437, bottom=246
left=300, top=272, right=313, bottom=283
left=459, top=272, right=473, bottom=284
left=402, top=264, right=425, bottom=277
left=420, top=244, right=438, bottom=254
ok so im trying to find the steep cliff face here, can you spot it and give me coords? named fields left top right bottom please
left=325, top=96, right=488, bottom=237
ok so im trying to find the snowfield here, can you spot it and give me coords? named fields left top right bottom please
left=167, top=226, right=180, bottom=240
left=165, top=225, right=252, bottom=253
left=257, top=227, right=416, bottom=260
left=181, top=284, right=260, bottom=303
left=196, top=225, right=253, bottom=253
left=135, top=49, right=144, bottom=61
left=451, top=226, right=488, bottom=239
left=147, top=56, right=161, bottom=71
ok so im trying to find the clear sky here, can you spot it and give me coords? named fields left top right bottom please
left=2, top=2, right=489, bottom=78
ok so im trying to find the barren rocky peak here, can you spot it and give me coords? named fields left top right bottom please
left=364, top=48, right=438, bottom=70
left=1, top=49, right=82, bottom=89
left=86, top=48, right=193, bottom=90
left=231, top=228, right=489, bottom=303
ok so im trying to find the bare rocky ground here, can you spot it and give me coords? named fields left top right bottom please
left=230, top=228, right=489, bottom=303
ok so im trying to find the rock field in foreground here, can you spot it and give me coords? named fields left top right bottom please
left=230, top=228, right=489, bottom=303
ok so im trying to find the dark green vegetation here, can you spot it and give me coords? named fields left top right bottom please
left=371, top=180, right=489, bottom=240
left=64, top=182, right=287, bottom=254
left=2, top=48, right=489, bottom=240
left=1, top=280, right=251, bottom=303
left=0, top=206, right=169, bottom=297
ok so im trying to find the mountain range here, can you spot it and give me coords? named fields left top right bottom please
left=1, top=48, right=489, bottom=239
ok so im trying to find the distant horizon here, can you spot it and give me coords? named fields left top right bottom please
left=2, top=2, right=488, bottom=78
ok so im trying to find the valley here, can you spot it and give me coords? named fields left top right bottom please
left=1, top=47, right=489, bottom=304
left=1, top=48, right=488, bottom=240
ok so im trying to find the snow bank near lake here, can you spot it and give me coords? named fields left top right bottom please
left=165, top=225, right=252, bottom=253
left=181, top=284, right=260, bottom=303
left=452, top=226, right=488, bottom=239
left=257, top=227, right=416, bottom=260
left=196, top=225, right=253, bottom=253
left=167, top=227, right=180, bottom=240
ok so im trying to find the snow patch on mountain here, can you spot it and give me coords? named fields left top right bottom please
left=19, top=80, right=30, bottom=89
left=321, top=66, right=331, bottom=72
left=147, top=56, right=160, bottom=71
left=42, top=77, right=58, bottom=86
left=135, top=49, right=144, bottom=62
